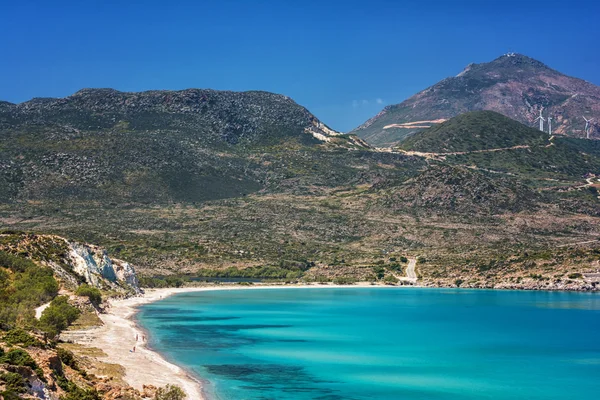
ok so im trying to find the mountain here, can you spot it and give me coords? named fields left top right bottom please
left=399, top=110, right=548, bottom=153
left=352, top=53, right=600, bottom=147
left=0, top=88, right=374, bottom=203
left=1, top=86, right=599, bottom=292
left=1, top=88, right=341, bottom=146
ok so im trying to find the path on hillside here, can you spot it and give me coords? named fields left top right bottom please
left=406, top=258, right=417, bottom=280
left=35, top=302, right=51, bottom=319
left=557, top=239, right=600, bottom=248
left=382, top=144, right=532, bottom=159
left=397, top=257, right=418, bottom=284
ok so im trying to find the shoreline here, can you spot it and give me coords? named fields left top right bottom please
left=64, top=282, right=598, bottom=399
left=65, top=283, right=390, bottom=399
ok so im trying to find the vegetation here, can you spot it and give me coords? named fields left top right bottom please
left=2, top=328, right=43, bottom=347
left=138, top=276, right=189, bottom=288
left=39, top=296, right=80, bottom=338
left=0, top=250, right=59, bottom=328
left=0, top=371, right=26, bottom=394
left=76, top=284, right=102, bottom=305
left=154, top=384, right=186, bottom=400
left=399, top=111, right=548, bottom=153
left=352, top=53, right=600, bottom=146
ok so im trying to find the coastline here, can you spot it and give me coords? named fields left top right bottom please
left=65, top=283, right=389, bottom=399
left=62, top=282, right=598, bottom=399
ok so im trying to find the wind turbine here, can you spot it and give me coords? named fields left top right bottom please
left=548, top=116, right=552, bottom=136
left=535, top=108, right=545, bottom=132
left=583, top=116, right=594, bottom=139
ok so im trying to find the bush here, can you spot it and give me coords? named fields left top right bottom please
left=384, top=275, right=399, bottom=285
left=57, top=348, right=78, bottom=370
left=1, top=349, right=38, bottom=369
left=372, top=266, right=385, bottom=280
left=3, top=329, right=43, bottom=348
left=76, top=284, right=102, bottom=305
left=39, top=296, right=80, bottom=337
left=155, top=384, right=186, bottom=400
left=0, top=372, right=26, bottom=393
left=0, top=250, right=59, bottom=327
left=0, top=389, right=22, bottom=400
left=333, top=277, right=356, bottom=285
left=568, top=273, right=583, bottom=279
left=455, top=279, right=464, bottom=287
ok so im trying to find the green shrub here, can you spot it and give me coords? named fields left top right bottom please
left=75, top=284, right=102, bottom=305
left=568, top=273, right=583, bottom=279
left=57, top=348, right=78, bottom=370
left=0, top=250, right=59, bottom=327
left=39, top=296, right=80, bottom=337
left=0, top=389, right=22, bottom=399
left=455, top=279, right=464, bottom=287
left=372, top=266, right=385, bottom=280
left=3, top=329, right=43, bottom=347
left=333, top=277, right=356, bottom=285
left=155, top=384, right=186, bottom=400
left=1, top=349, right=38, bottom=369
left=0, top=372, right=26, bottom=393
left=384, top=275, right=399, bottom=284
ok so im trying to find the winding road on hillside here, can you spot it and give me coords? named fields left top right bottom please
left=405, top=258, right=417, bottom=281
left=381, top=144, right=533, bottom=159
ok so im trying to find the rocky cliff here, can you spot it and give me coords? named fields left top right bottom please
left=0, top=232, right=140, bottom=294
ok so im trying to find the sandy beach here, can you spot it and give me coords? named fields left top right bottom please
left=64, top=283, right=399, bottom=399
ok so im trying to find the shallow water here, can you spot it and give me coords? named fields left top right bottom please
left=137, top=288, right=600, bottom=399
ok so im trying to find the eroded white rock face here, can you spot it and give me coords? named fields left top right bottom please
left=66, top=242, right=140, bottom=293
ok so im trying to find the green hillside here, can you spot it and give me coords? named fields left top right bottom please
left=398, top=111, right=548, bottom=153
left=0, top=87, right=598, bottom=291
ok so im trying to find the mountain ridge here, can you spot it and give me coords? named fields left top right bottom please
left=352, top=53, right=600, bottom=146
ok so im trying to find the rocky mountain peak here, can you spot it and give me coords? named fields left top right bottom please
left=352, top=53, right=600, bottom=147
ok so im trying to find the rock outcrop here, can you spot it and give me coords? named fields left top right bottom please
left=0, top=232, right=141, bottom=294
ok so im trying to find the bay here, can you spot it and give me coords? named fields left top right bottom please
left=137, top=288, right=600, bottom=399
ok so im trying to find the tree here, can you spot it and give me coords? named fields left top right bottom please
left=39, top=296, right=80, bottom=337
left=154, top=384, right=186, bottom=400
left=76, top=284, right=102, bottom=305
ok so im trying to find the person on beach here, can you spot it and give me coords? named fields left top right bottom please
left=133, top=346, right=136, bottom=352
left=136, top=334, right=138, bottom=341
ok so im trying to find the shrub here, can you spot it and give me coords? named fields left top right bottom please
left=333, top=277, right=356, bottom=285
left=76, top=284, right=102, bottom=305
left=39, top=296, right=80, bottom=337
left=0, top=250, right=59, bottom=327
left=155, top=384, right=186, bottom=400
left=1, top=349, right=38, bottom=369
left=372, top=266, right=385, bottom=280
left=0, top=389, right=22, bottom=399
left=3, top=329, right=43, bottom=347
left=0, top=372, right=26, bottom=393
left=568, top=273, right=583, bottom=279
left=384, top=275, right=399, bottom=285
left=455, top=279, right=464, bottom=287
left=57, top=348, right=78, bottom=370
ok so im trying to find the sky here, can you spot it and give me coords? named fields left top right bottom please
left=1, top=0, right=599, bottom=132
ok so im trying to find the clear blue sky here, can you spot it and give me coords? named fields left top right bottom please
left=1, top=0, right=599, bottom=132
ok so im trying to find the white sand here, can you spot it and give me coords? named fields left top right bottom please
left=66, top=283, right=406, bottom=399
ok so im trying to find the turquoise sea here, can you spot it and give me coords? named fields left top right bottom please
left=136, top=288, right=600, bottom=399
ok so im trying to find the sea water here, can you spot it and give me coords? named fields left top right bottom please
left=136, top=288, right=600, bottom=399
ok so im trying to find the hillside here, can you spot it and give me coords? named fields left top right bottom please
left=0, top=88, right=376, bottom=203
left=398, top=111, right=549, bottom=153
left=352, top=53, right=600, bottom=147
left=0, top=232, right=143, bottom=399
left=0, top=86, right=599, bottom=293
